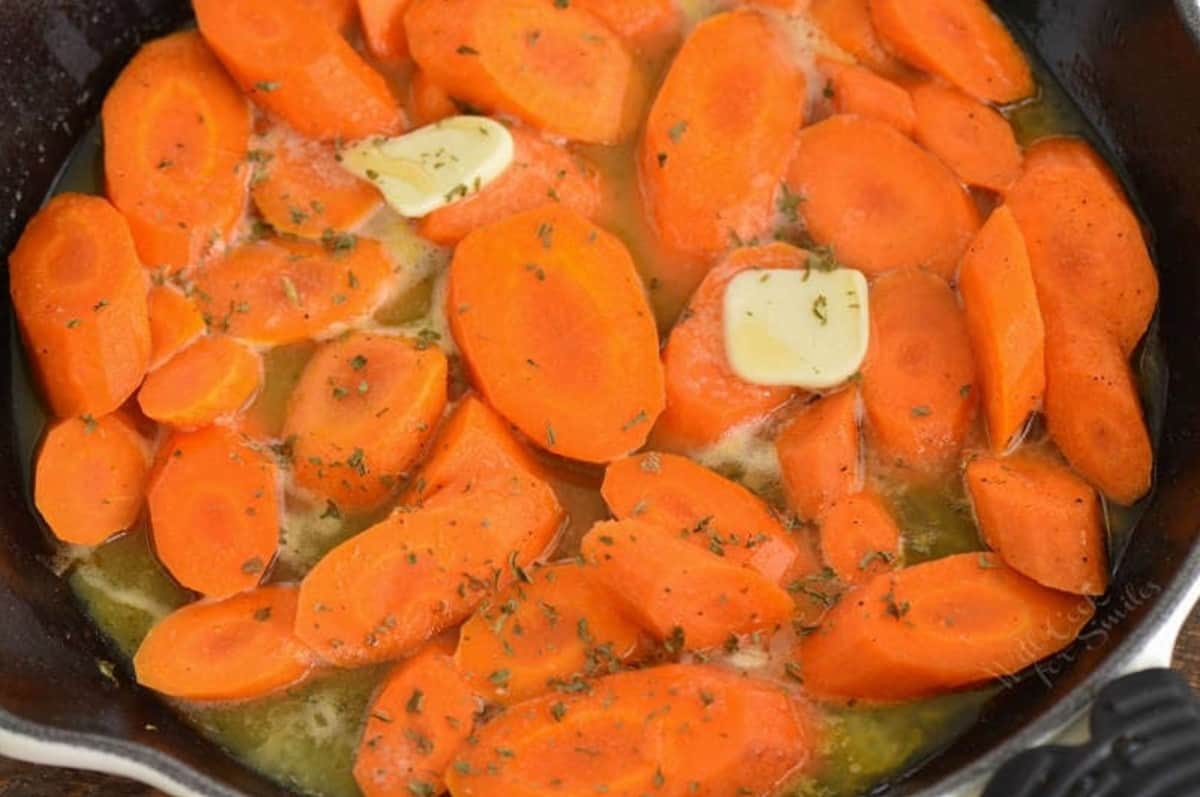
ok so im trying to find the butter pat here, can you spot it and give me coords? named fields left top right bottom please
left=339, top=116, right=514, bottom=218
left=723, top=267, right=869, bottom=389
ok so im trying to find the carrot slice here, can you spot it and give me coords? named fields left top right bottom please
left=776, top=389, right=861, bottom=521
left=8, top=193, right=151, bottom=418
left=35, top=414, right=150, bottom=546
left=966, top=453, right=1107, bottom=595
left=193, top=0, right=404, bottom=141
left=138, top=336, right=262, bottom=428
left=1005, top=136, right=1158, bottom=354
left=147, top=285, right=205, bottom=371
left=820, top=58, right=915, bottom=134
left=602, top=452, right=809, bottom=584
left=796, top=552, right=1095, bottom=702
left=640, top=10, right=805, bottom=259
left=354, top=641, right=476, bottom=797
left=786, top=115, right=980, bottom=279
left=405, top=0, right=643, bottom=143
left=581, top=519, right=794, bottom=650
left=148, top=425, right=280, bottom=597
left=958, top=206, right=1044, bottom=452
left=193, top=236, right=391, bottom=346
left=910, top=82, right=1023, bottom=192
left=134, top=585, right=314, bottom=701
left=448, top=205, right=664, bottom=464
left=819, top=492, right=901, bottom=586
left=305, top=0, right=358, bottom=29
left=283, top=332, right=447, bottom=510
left=418, top=126, right=605, bottom=246
left=102, top=31, right=251, bottom=271
left=868, top=0, right=1034, bottom=103
left=456, top=563, right=642, bottom=705
left=654, top=243, right=808, bottom=452
left=408, top=69, right=459, bottom=127
left=810, top=0, right=903, bottom=75
left=358, top=0, right=412, bottom=63
left=862, top=269, right=977, bottom=476
left=573, top=0, right=681, bottom=49
left=445, top=664, right=815, bottom=797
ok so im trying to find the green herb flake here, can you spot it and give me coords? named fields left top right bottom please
left=911, top=405, right=932, bottom=418
left=254, top=80, right=281, bottom=93
left=667, top=120, right=689, bottom=143
left=456, top=45, right=480, bottom=55
left=811, top=294, right=829, bottom=325
left=320, top=499, right=341, bottom=520
left=550, top=701, right=567, bottom=722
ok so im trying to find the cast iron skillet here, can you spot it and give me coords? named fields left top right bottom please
left=2, top=1, right=1200, bottom=795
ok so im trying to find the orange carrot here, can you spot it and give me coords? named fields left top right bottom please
left=910, top=82, right=1023, bottom=192
left=138, top=336, right=262, bottom=428
left=193, top=235, right=391, bottom=346
left=408, top=69, right=459, bottom=127
left=966, top=453, right=1107, bottom=595
left=640, top=10, right=805, bottom=259
left=868, top=0, right=1035, bottom=103
left=194, top=0, right=405, bottom=141
left=810, top=0, right=903, bottom=75
left=8, top=193, right=151, bottom=418
left=776, top=389, right=861, bottom=521
left=573, top=0, right=681, bottom=49
left=102, top=31, right=251, bottom=271
left=581, top=519, right=794, bottom=650
left=147, top=284, right=205, bottom=371
left=448, top=205, right=664, bottom=464
left=418, top=126, right=605, bottom=245
left=282, top=331, right=447, bottom=510
left=861, top=269, right=977, bottom=475
left=358, top=0, right=412, bottom=63
left=305, top=0, right=358, bottom=29
left=820, top=58, right=915, bottom=135
left=405, top=0, right=644, bottom=143
left=786, top=114, right=980, bottom=279
left=134, top=585, right=315, bottom=701
left=34, top=414, right=150, bottom=546
left=147, top=425, right=280, bottom=597
left=958, top=205, right=1044, bottom=452
left=819, top=492, right=901, bottom=585
left=796, top=552, right=1095, bottom=702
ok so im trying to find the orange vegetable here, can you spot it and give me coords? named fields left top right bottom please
left=819, top=492, right=901, bottom=586
left=958, top=206, right=1044, bottom=452
left=8, top=193, right=151, bottom=418
left=408, top=69, right=459, bottom=127
left=147, top=285, right=205, bottom=370
left=193, top=0, right=404, bottom=141
left=966, top=453, right=1107, bottom=595
left=810, top=0, right=902, bottom=75
left=134, top=585, right=315, bottom=701
left=34, top=414, right=150, bottom=546
left=786, top=114, right=980, bottom=279
left=796, top=552, right=1095, bottom=701
left=910, top=82, right=1023, bottom=192
left=405, top=0, right=643, bottom=143
left=305, top=0, right=358, bottom=29
left=776, top=389, right=861, bottom=521
left=282, top=331, right=447, bottom=510
left=448, top=205, right=664, bottom=463
left=102, top=31, right=251, bottom=271
left=138, top=336, right=262, bottom=428
left=573, top=0, right=681, bottom=49
left=147, top=425, right=280, bottom=597
left=358, top=0, right=412, bottom=63
left=640, top=10, right=805, bottom=259
left=821, top=58, right=915, bottom=134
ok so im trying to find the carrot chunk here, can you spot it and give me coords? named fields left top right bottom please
left=8, top=193, right=151, bottom=418
left=147, top=285, right=205, bottom=370
left=796, top=552, right=1095, bottom=702
left=910, top=82, right=1022, bottom=192
left=640, top=10, right=805, bottom=259
left=102, top=31, right=251, bottom=271
left=408, top=69, right=459, bottom=127
left=305, top=0, right=358, bottom=29
left=138, top=336, right=262, bottom=428
left=820, top=58, right=915, bottom=134
left=448, top=205, right=664, bottom=464
left=148, top=425, right=280, bottom=597
left=358, top=0, right=413, bottom=63
left=810, top=0, right=903, bottom=75
left=134, top=585, right=315, bottom=701
left=776, top=389, right=861, bottom=521
left=573, top=0, right=681, bottom=49
left=819, top=492, right=901, bottom=586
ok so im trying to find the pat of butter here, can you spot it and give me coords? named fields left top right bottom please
left=723, top=267, right=869, bottom=389
left=339, top=116, right=514, bottom=218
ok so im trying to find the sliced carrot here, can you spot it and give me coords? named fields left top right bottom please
left=305, top=0, right=358, bottom=29
left=958, top=205, right=1044, bottom=452
left=910, top=82, right=1023, bottom=192
left=448, top=205, right=664, bottom=464
left=820, top=58, right=915, bottom=135
left=283, top=331, right=447, bottom=510
left=193, top=235, right=391, bottom=346
left=456, top=563, right=642, bottom=705
left=966, top=453, right=1107, bottom=595
left=405, top=0, right=643, bottom=143
left=796, top=552, right=1095, bottom=702
left=193, top=0, right=404, bottom=141
left=776, top=389, right=861, bottom=522
left=354, top=641, right=476, bottom=797
left=445, top=664, right=815, bottom=797
left=640, top=10, right=805, bottom=259
left=418, top=125, right=605, bottom=245
left=102, top=31, right=251, bottom=271
left=810, top=0, right=903, bottom=75
left=861, top=269, right=977, bottom=475
left=573, top=0, right=681, bottom=49
left=819, top=492, right=901, bottom=586
left=786, top=115, right=980, bottom=279
left=134, top=585, right=314, bottom=701
left=8, top=193, right=151, bottom=418
left=602, top=452, right=809, bottom=584
left=138, top=336, right=262, bottom=428
left=147, top=425, right=280, bottom=597
left=1005, top=136, right=1158, bottom=354
left=408, top=69, right=459, bottom=127
left=581, top=519, right=794, bottom=650
left=147, top=284, right=205, bottom=371
left=358, top=0, right=412, bottom=63
left=35, top=414, right=150, bottom=546
left=868, top=0, right=1035, bottom=103
left=654, top=243, right=807, bottom=452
